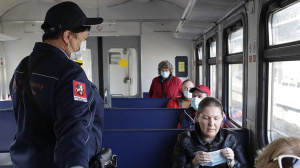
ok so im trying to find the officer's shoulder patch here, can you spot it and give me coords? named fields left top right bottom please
left=73, top=80, right=87, bottom=102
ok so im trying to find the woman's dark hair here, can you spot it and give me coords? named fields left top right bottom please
left=41, top=23, right=91, bottom=42
left=197, top=97, right=223, bottom=116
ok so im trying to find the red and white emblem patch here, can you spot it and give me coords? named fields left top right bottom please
left=73, top=80, right=87, bottom=102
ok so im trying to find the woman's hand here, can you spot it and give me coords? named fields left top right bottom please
left=192, top=151, right=211, bottom=168
left=221, top=148, right=235, bottom=167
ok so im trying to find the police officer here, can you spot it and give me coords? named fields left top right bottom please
left=9, top=1, right=104, bottom=168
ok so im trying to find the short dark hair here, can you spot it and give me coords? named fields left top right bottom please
left=182, top=79, right=193, bottom=85
left=197, top=97, right=223, bottom=116
left=157, top=60, right=173, bottom=75
left=41, top=23, right=91, bottom=42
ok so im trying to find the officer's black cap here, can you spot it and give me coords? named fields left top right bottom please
left=44, top=1, right=103, bottom=31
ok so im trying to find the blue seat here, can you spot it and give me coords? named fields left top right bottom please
left=104, top=108, right=182, bottom=129
left=102, top=129, right=185, bottom=168
left=111, top=98, right=171, bottom=108
left=0, top=101, right=13, bottom=110
left=0, top=109, right=250, bottom=168
left=0, top=110, right=16, bottom=153
left=102, top=128, right=249, bottom=168
left=0, top=109, right=15, bottom=167
left=143, top=92, right=148, bottom=98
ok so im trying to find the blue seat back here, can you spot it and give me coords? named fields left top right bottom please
left=232, top=128, right=249, bottom=155
left=0, top=101, right=13, bottom=110
left=0, top=110, right=16, bottom=153
left=111, top=98, right=171, bottom=108
left=143, top=92, right=148, bottom=98
left=104, top=108, right=182, bottom=129
left=102, top=129, right=184, bottom=168
left=102, top=128, right=249, bottom=168
left=0, top=109, right=250, bottom=168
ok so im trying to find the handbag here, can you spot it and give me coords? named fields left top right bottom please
left=89, top=147, right=117, bottom=168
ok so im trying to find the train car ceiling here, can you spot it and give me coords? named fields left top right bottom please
left=0, top=0, right=188, bottom=18
left=174, top=0, right=246, bottom=40
left=0, top=0, right=250, bottom=41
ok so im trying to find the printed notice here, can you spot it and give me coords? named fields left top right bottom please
left=178, top=62, right=185, bottom=72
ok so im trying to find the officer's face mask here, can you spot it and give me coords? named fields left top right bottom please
left=191, top=97, right=202, bottom=111
left=161, top=71, right=170, bottom=79
left=69, top=34, right=87, bottom=60
left=183, top=90, right=193, bottom=99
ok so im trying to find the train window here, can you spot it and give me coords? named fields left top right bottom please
left=268, top=61, right=300, bottom=140
left=198, top=46, right=203, bottom=60
left=224, top=25, right=244, bottom=127
left=207, top=37, right=217, bottom=97
left=197, top=45, right=203, bottom=84
left=199, top=66, right=203, bottom=85
left=210, top=41, right=216, bottom=58
left=210, top=65, right=216, bottom=97
left=264, top=1, right=300, bottom=141
left=228, top=28, right=243, bottom=54
left=109, top=48, right=138, bottom=97
left=228, top=64, right=243, bottom=126
left=268, top=2, right=300, bottom=46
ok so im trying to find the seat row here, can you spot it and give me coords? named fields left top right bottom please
left=0, top=98, right=250, bottom=168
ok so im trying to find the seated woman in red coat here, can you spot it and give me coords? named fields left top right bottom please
left=166, top=79, right=195, bottom=108
left=148, top=60, right=182, bottom=98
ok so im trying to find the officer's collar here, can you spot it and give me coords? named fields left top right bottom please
left=49, top=43, right=69, bottom=59
left=34, top=42, right=69, bottom=59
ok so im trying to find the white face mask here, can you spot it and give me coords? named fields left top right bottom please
left=183, top=90, right=193, bottom=99
left=161, top=71, right=170, bottom=78
left=191, top=97, right=202, bottom=111
left=69, top=40, right=86, bottom=60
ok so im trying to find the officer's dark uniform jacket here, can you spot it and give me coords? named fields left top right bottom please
left=172, top=123, right=250, bottom=168
left=9, top=42, right=104, bottom=168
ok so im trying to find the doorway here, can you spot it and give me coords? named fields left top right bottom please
left=101, top=36, right=141, bottom=107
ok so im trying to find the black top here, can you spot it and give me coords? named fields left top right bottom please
left=172, top=123, right=250, bottom=168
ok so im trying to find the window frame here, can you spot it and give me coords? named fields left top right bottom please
left=222, top=12, right=248, bottom=128
left=206, top=35, right=217, bottom=97
left=196, top=42, right=204, bottom=85
left=267, top=0, right=300, bottom=48
left=258, top=0, right=300, bottom=148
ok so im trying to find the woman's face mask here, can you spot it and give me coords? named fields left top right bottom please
left=191, top=97, right=202, bottom=111
left=183, top=90, right=193, bottom=99
left=160, top=71, right=170, bottom=78
left=70, top=40, right=86, bottom=60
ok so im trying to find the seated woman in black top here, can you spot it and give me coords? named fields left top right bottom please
left=172, top=97, right=250, bottom=168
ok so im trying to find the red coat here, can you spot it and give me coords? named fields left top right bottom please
left=166, top=97, right=182, bottom=108
left=148, top=75, right=182, bottom=98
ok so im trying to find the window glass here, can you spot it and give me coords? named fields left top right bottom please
left=269, top=1, right=300, bottom=45
left=0, top=56, right=9, bottom=100
left=268, top=61, right=300, bottom=141
left=198, top=46, right=203, bottom=60
left=199, top=65, right=203, bottom=84
left=228, top=28, right=243, bottom=54
left=81, top=49, right=93, bottom=81
left=109, top=48, right=138, bottom=96
left=210, top=41, right=216, bottom=58
left=210, top=65, right=216, bottom=97
left=228, top=64, right=243, bottom=125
